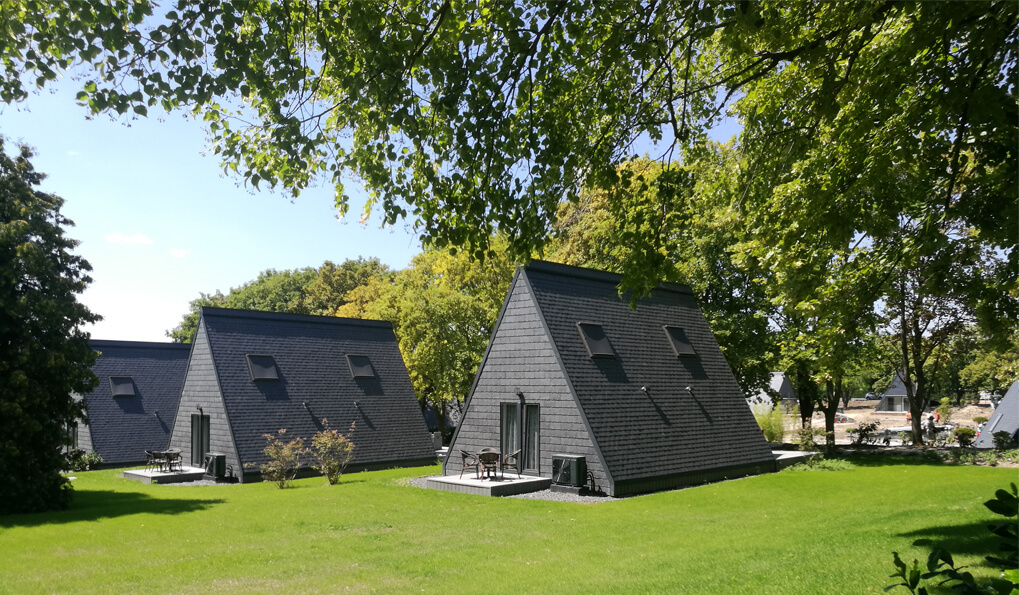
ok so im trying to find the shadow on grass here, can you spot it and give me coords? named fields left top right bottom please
left=0, top=490, right=224, bottom=528
left=896, top=519, right=998, bottom=561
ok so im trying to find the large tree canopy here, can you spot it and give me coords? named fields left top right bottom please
left=0, top=139, right=98, bottom=514
left=6, top=1, right=1014, bottom=282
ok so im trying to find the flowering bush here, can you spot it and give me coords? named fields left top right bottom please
left=258, top=429, right=306, bottom=489
left=311, top=420, right=356, bottom=485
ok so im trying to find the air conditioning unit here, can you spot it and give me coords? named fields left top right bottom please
left=552, top=454, right=587, bottom=487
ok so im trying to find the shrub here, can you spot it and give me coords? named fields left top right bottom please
left=797, top=425, right=825, bottom=452
left=786, top=458, right=856, bottom=472
left=850, top=420, right=881, bottom=445
left=257, top=429, right=306, bottom=489
left=935, top=398, right=953, bottom=424
left=310, top=419, right=356, bottom=485
left=753, top=406, right=785, bottom=443
left=973, top=416, right=989, bottom=425
left=993, top=431, right=1015, bottom=452
left=953, top=427, right=976, bottom=448
left=65, top=449, right=103, bottom=472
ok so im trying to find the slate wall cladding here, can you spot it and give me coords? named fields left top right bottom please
left=72, top=394, right=93, bottom=452
left=184, top=308, right=435, bottom=481
left=81, top=340, right=190, bottom=464
left=445, top=275, right=607, bottom=490
left=168, top=321, right=242, bottom=478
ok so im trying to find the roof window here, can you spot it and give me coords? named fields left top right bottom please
left=663, top=326, right=697, bottom=357
left=576, top=322, right=615, bottom=359
left=109, top=376, right=136, bottom=397
left=246, top=354, right=279, bottom=381
left=346, top=354, right=375, bottom=379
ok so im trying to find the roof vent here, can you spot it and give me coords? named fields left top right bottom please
left=663, top=326, right=697, bottom=357
left=109, top=376, right=135, bottom=397
left=576, top=322, right=615, bottom=359
left=346, top=354, right=375, bottom=378
left=245, top=354, right=279, bottom=381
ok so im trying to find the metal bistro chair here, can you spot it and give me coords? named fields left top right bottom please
left=144, top=450, right=160, bottom=472
left=164, top=449, right=183, bottom=473
left=502, top=449, right=521, bottom=478
left=478, top=449, right=500, bottom=480
left=459, top=450, right=481, bottom=479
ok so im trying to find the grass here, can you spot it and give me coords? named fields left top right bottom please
left=1, top=459, right=1014, bottom=594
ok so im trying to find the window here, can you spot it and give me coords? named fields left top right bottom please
left=663, top=326, right=697, bottom=357
left=109, top=376, right=136, bottom=397
left=576, top=322, right=615, bottom=358
left=245, top=354, right=279, bottom=381
left=346, top=354, right=375, bottom=379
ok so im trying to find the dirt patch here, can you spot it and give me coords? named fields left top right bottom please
left=785, top=401, right=998, bottom=445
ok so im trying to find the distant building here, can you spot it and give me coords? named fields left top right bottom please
left=875, top=371, right=910, bottom=412
left=167, top=308, right=436, bottom=482
left=747, top=372, right=797, bottom=414
left=444, top=261, right=776, bottom=497
left=75, top=341, right=191, bottom=465
left=974, top=380, right=1018, bottom=449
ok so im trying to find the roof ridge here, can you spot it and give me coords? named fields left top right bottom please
left=524, top=259, right=694, bottom=295
left=90, top=340, right=192, bottom=350
left=199, top=307, right=393, bottom=329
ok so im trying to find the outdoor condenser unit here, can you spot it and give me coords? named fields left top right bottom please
left=203, top=452, right=227, bottom=480
left=552, top=454, right=587, bottom=487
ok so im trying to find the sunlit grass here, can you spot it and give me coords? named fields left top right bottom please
left=1, top=459, right=1013, bottom=594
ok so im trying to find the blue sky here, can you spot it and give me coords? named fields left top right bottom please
left=3, top=82, right=739, bottom=343
left=1, top=83, right=424, bottom=342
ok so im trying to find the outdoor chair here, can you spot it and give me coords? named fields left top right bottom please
left=502, top=449, right=521, bottom=478
left=149, top=450, right=168, bottom=472
left=478, top=450, right=500, bottom=480
left=145, top=450, right=159, bottom=472
left=164, top=449, right=183, bottom=473
left=459, top=450, right=480, bottom=479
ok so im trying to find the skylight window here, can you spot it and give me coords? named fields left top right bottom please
left=246, top=354, right=279, bottom=381
left=346, top=354, right=375, bottom=379
left=576, top=322, right=615, bottom=358
left=663, top=326, right=697, bottom=357
left=109, top=376, right=135, bottom=397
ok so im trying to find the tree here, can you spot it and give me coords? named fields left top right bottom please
left=545, top=152, right=780, bottom=395
left=167, top=258, right=390, bottom=342
left=337, top=238, right=515, bottom=430
left=0, top=139, right=99, bottom=514
left=959, top=336, right=1019, bottom=397
left=6, top=2, right=1014, bottom=300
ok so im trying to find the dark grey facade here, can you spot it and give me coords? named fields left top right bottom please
left=444, top=261, right=776, bottom=496
left=77, top=340, right=191, bottom=465
left=974, top=380, right=1018, bottom=449
left=875, top=371, right=910, bottom=412
left=168, top=308, right=436, bottom=482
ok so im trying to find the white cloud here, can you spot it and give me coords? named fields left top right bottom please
left=104, top=232, right=154, bottom=246
left=67, top=150, right=79, bottom=157
left=169, top=248, right=189, bottom=258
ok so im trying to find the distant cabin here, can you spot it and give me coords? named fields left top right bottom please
left=75, top=340, right=191, bottom=465
left=974, top=380, right=1018, bottom=449
left=875, top=371, right=910, bottom=412
left=444, top=261, right=776, bottom=497
left=747, top=371, right=797, bottom=414
left=167, top=308, right=436, bottom=482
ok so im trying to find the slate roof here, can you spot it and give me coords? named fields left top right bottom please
left=748, top=371, right=795, bottom=408
left=522, top=261, right=775, bottom=485
left=199, top=308, right=435, bottom=469
left=84, top=340, right=190, bottom=464
left=974, top=380, right=1018, bottom=448
left=884, top=371, right=909, bottom=396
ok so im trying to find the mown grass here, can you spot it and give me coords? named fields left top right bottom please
left=1, top=459, right=1013, bottom=594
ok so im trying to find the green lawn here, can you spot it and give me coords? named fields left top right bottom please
left=1, top=458, right=1013, bottom=594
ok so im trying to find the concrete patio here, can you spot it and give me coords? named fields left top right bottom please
left=424, top=473, right=553, bottom=497
left=122, top=465, right=207, bottom=484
